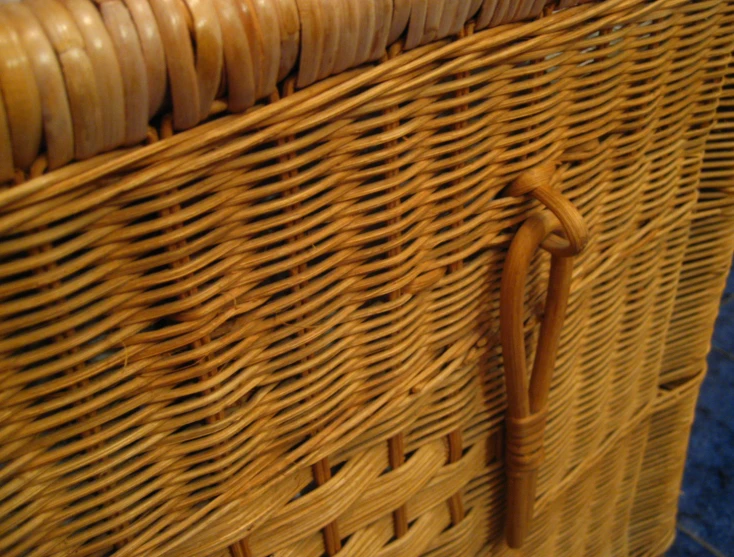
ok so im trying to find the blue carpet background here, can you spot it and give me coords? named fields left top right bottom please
left=667, top=261, right=734, bottom=557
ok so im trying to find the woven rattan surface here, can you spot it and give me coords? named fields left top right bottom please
left=0, top=0, right=600, bottom=176
left=1, top=0, right=734, bottom=556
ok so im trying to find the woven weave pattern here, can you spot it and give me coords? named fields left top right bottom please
left=0, top=0, right=596, bottom=178
left=1, top=1, right=734, bottom=556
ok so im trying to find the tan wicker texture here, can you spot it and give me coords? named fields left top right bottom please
left=0, top=0, right=733, bottom=556
left=0, top=0, right=596, bottom=176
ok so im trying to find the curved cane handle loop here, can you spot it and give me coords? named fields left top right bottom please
left=506, top=161, right=589, bottom=257
left=501, top=186, right=586, bottom=548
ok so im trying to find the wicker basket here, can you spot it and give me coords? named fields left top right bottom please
left=1, top=0, right=733, bottom=556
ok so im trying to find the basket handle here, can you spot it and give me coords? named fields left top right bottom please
left=501, top=163, right=588, bottom=548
